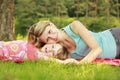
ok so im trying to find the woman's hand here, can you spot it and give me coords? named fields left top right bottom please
left=56, top=58, right=79, bottom=64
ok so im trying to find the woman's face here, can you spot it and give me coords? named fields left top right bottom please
left=41, top=43, right=62, bottom=57
left=39, top=23, right=61, bottom=44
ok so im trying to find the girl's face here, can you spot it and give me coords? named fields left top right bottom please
left=41, top=43, right=62, bottom=57
left=39, top=23, right=61, bottom=44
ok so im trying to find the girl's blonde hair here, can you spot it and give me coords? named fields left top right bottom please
left=28, top=20, right=52, bottom=48
left=55, top=46, right=70, bottom=60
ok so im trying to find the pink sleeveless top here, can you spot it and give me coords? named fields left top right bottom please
left=0, top=40, right=38, bottom=62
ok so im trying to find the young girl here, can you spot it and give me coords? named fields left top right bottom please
left=28, top=20, right=120, bottom=63
left=41, top=43, right=69, bottom=60
left=0, top=40, right=74, bottom=63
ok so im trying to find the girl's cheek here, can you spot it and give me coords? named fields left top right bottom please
left=41, top=49, right=45, bottom=52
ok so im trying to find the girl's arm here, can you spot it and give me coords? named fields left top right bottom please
left=71, top=20, right=102, bottom=63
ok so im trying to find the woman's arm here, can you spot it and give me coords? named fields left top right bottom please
left=71, top=20, right=102, bottom=63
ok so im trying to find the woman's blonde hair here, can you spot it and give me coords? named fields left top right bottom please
left=28, top=20, right=52, bottom=48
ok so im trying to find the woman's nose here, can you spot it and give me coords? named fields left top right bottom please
left=47, top=35, right=57, bottom=43
left=48, top=34, right=56, bottom=40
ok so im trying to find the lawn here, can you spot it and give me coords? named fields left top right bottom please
left=0, top=60, right=120, bottom=80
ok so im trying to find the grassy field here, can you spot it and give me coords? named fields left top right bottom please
left=0, top=60, right=120, bottom=80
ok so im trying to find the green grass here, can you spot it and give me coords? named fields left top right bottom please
left=0, top=60, right=120, bottom=80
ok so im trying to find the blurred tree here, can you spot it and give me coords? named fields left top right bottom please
left=65, top=0, right=75, bottom=17
left=116, top=0, right=120, bottom=19
left=111, top=0, right=120, bottom=19
left=15, top=0, right=39, bottom=36
left=88, top=0, right=98, bottom=17
left=106, top=0, right=110, bottom=24
left=85, top=0, right=89, bottom=19
left=0, top=0, right=15, bottom=40
left=50, top=0, right=67, bottom=17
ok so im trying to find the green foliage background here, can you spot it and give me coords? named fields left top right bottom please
left=15, top=0, right=120, bottom=38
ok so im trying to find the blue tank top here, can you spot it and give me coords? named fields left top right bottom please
left=62, top=25, right=117, bottom=59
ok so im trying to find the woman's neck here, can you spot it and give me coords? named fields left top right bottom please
left=60, top=30, right=76, bottom=53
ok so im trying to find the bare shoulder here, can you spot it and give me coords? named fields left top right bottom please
left=71, top=20, right=85, bottom=26
left=71, top=20, right=81, bottom=27
left=71, top=20, right=88, bottom=34
left=71, top=20, right=100, bottom=49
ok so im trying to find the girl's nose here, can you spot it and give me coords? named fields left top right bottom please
left=45, top=47, right=47, bottom=53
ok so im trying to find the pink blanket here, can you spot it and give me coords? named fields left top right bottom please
left=93, top=58, right=120, bottom=66
left=76, top=58, right=120, bottom=66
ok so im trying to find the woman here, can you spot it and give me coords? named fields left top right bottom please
left=28, top=20, right=120, bottom=63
